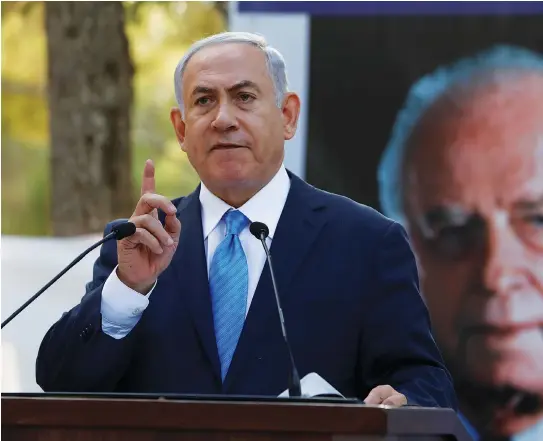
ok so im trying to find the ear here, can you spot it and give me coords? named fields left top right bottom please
left=281, top=92, right=301, bottom=141
left=170, top=108, right=186, bottom=151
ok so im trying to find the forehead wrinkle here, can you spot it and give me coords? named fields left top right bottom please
left=183, top=43, right=271, bottom=93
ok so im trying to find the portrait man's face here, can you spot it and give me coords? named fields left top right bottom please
left=403, top=72, right=543, bottom=434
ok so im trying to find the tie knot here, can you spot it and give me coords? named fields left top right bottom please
left=224, top=209, right=249, bottom=236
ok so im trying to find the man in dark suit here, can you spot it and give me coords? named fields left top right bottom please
left=36, top=32, right=456, bottom=409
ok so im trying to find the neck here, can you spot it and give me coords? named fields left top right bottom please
left=214, top=185, right=264, bottom=208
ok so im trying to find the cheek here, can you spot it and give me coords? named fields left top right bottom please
left=414, top=247, right=473, bottom=345
left=411, top=235, right=467, bottom=316
left=528, top=250, right=543, bottom=289
left=420, top=260, right=466, bottom=318
left=249, top=114, right=283, bottom=148
left=182, top=122, right=208, bottom=154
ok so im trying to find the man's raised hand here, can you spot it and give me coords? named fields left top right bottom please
left=116, top=160, right=182, bottom=294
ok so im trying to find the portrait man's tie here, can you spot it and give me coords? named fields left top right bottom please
left=209, top=209, right=250, bottom=381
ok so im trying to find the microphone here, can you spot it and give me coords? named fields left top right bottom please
left=1, top=221, right=136, bottom=329
left=249, top=221, right=302, bottom=397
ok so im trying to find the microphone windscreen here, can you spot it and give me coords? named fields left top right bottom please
left=114, top=222, right=137, bottom=240
left=249, top=221, right=269, bottom=240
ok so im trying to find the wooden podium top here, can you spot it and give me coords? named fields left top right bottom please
left=2, top=393, right=472, bottom=441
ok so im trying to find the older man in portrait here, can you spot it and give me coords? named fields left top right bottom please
left=378, top=46, right=543, bottom=441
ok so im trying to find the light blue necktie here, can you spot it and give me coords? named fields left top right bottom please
left=210, top=209, right=249, bottom=381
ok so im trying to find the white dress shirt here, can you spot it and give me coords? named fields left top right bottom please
left=100, top=165, right=291, bottom=339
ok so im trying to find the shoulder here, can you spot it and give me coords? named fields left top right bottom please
left=304, top=185, right=415, bottom=279
left=305, top=185, right=417, bottom=282
left=288, top=172, right=404, bottom=245
left=308, top=184, right=398, bottom=237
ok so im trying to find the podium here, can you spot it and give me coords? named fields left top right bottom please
left=2, top=393, right=472, bottom=441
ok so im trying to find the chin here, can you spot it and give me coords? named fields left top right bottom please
left=210, top=166, right=255, bottom=188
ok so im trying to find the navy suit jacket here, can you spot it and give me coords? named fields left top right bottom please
left=36, top=173, right=457, bottom=409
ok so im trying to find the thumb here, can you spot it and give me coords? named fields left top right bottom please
left=382, top=394, right=407, bottom=407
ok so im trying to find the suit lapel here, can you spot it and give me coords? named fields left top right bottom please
left=170, top=187, right=221, bottom=380
left=223, top=174, right=328, bottom=391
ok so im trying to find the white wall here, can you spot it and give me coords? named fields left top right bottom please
left=1, top=235, right=102, bottom=392
left=229, top=2, right=310, bottom=178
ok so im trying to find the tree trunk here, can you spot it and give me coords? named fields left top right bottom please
left=45, top=1, right=134, bottom=236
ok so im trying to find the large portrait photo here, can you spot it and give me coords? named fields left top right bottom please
left=305, top=4, right=543, bottom=440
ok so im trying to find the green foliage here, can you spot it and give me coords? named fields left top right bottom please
left=1, top=1, right=226, bottom=236
left=1, top=1, right=51, bottom=235
left=1, top=141, right=51, bottom=236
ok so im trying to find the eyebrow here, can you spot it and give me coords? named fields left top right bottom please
left=413, top=206, right=471, bottom=238
left=191, top=86, right=214, bottom=97
left=419, top=196, right=543, bottom=229
left=422, top=206, right=472, bottom=227
left=190, top=80, right=261, bottom=98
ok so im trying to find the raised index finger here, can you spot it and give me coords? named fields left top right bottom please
left=141, top=159, right=156, bottom=196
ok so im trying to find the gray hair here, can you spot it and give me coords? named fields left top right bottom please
left=377, top=45, right=543, bottom=225
left=173, top=32, right=289, bottom=115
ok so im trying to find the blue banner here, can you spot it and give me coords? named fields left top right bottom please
left=238, top=1, right=543, bottom=16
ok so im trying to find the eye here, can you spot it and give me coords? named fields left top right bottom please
left=516, top=213, right=543, bottom=250
left=525, top=213, right=543, bottom=227
left=238, top=93, right=255, bottom=103
left=195, top=96, right=213, bottom=106
left=423, top=216, right=486, bottom=260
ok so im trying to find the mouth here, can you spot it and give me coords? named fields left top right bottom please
left=464, top=322, right=543, bottom=337
left=211, top=143, right=247, bottom=151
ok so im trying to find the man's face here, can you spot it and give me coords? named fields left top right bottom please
left=404, top=73, right=543, bottom=430
left=170, top=43, right=299, bottom=198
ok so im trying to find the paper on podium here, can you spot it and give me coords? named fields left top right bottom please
left=278, top=372, right=345, bottom=398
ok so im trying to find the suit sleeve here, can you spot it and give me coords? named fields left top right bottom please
left=35, top=220, right=143, bottom=392
left=359, top=221, right=458, bottom=409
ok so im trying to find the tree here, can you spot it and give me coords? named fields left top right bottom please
left=45, top=2, right=134, bottom=236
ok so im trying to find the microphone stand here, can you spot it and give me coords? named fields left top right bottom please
left=250, top=222, right=302, bottom=397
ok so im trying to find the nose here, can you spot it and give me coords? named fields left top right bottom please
left=483, top=212, right=526, bottom=294
left=211, top=102, right=238, bottom=132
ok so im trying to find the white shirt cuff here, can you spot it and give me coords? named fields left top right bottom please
left=100, top=266, right=156, bottom=327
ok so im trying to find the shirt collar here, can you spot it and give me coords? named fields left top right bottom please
left=199, top=164, right=290, bottom=240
